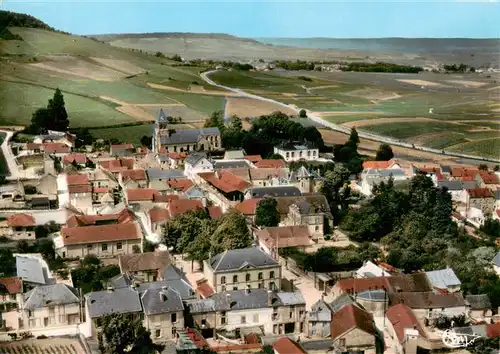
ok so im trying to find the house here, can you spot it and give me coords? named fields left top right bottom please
left=33, top=131, right=76, bottom=147
left=110, top=143, right=135, bottom=157
left=438, top=180, right=467, bottom=203
left=88, top=169, right=117, bottom=190
left=203, top=247, right=281, bottom=293
left=256, top=226, right=312, bottom=258
left=66, top=174, right=92, bottom=211
left=249, top=168, right=289, bottom=188
left=168, top=179, right=194, bottom=194
left=119, top=169, right=148, bottom=189
left=0, top=183, right=25, bottom=203
left=479, top=171, right=500, bottom=190
left=213, top=160, right=253, bottom=170
left=54, top=211, right=142, bottom=259
left=16, top=254, right=55, bottom=290
left=141, top=286, right=184, bottom=341
left=385, top=304, right=425, bottom=354
left=92, top=187, right=114, bottom=206
left=22, top=284, right=81, bottom=330
left=42, top=143, right=71, bottom=157
left=356, top=261, right=391, bottom=279
left=62, top=153, right=88, bottom=168
left=147, top=168, right=185, bottom=190
left=289, top=166, right=323, bottom=194
left=198, top=170, right=251, bottom=203
left=157, top=125, right=221, bottom=154
left=84, top=286, right=143, bottom=338
left=492, top=252, right=500, bottom=276
left=425, top=268, right=461, bottom=293
left=223, top=150, right=245, bottom=160
left=451, top=167, right=480, bottom=181
left=388, top=292, right=467, bottom=323
left=244, top=155, right=262, bottom=164
left=360, top=168, right=408, bottom=197
left=184, top=153, right=214, bottom=179
left=0, top=277, right=22, bottom=313
left=274, top=142, right=319, bottom=162
left=466, top=188, right=495, bottom=216
left=466, top=294, right=492, bottom=323
left=125, top=188, right=166, bottom=208
left=255, top=159, right=287, bottom=169
left=187, top=289, right=305, bottom=337
left=362, top=160, right=401, bottom=170
left=330, top=304, right=379, bottom=354
left=148, top=199, right=204, bottom=234
left=5, top=213, right=36, bottom=240
left=98, top=157, right=135, bottom=175
left=307, top=299, right=334, bottom=338
left=273, top=337, right=307, bottom=354
left=246, top=186, right=301, bottom=199
left=35, top=173, right=58, bottom=196
left=118, top=252, right=172, bottom=283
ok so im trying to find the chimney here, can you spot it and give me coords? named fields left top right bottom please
left=267, top=290, right=273, bottom=306
left=245, top=285, right=251, bottom=295
left=226, top=293, right=231, bottom=307
left=160, top=291, right=167, bottom=302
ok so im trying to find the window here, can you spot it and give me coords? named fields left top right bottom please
left=155, top=329, right=161, bottom=338
left=201, top=319, right=206, bottom=326
left=221, top=317, right=226, bottom=325
left=172, top=327, right=177, bottom=337
left=171, top=313, right=177, bottom=323
left=339, top=338, right=346, bottom=347
left=286, top=152, right=290, bottom=158
left=258, top=283, right=262, bottom=289
left=87, top=244, right=92, bottom=250
left=233, top=286, right=238, bottom=291
left=253, top=314, right=259, bottom=323
left=28, top=310, right=33, bottom=318
left=221, top=276, right=226, bottom=284
left=241, top=316, right=246, bottom=324
left=117, top=242, right=122, bottom=250
left=290, top=311, right=293, bottom=319
left=101, top=244, right=108, bottom=251
left=269, top=271, right=275, bottom=279
left=233, top=275, right=238, bottom=283
left=299, top=310, right=305, bottom=318
left=246, top=273, right=250, bottom=281
left=62, top=252, right=66, bottom=258
left=315, top=225, right=319, bottom=232
left=258, top=272, right=263, bottom=280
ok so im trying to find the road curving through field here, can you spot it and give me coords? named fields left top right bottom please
left=200, top=70, right=500, bottom=163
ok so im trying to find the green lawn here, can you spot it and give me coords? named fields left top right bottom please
left=449, top=138, right=500, bottom=158
left=90, top=124, right=154, bottom=144
left=465, top=131, right=500, bottom=140
left=323, top=115, right=379, bottom=124
left=465, top=121, right=500, bottom=129
left=362, top=121, right=473, bottom=140
left=419, top=132, right=469, bottom=149
left=0, top=81, right=134, bottom=127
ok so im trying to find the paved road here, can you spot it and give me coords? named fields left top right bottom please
left=200, top=70, right=500, bottom=164
left=0, top=130, right=20, bottom=180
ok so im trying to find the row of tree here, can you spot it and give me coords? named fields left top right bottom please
left=339, top=62, right=423, bottom=73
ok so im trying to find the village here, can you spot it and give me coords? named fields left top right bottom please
left=0, top=105, right=499, bottom=354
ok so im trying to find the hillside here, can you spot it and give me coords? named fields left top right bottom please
left=0, top=10, right=58, bottom=39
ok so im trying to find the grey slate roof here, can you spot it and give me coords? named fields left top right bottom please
left=247, top=186, right=302, bottom=198
left=461, top=181, right=479, bottom=190
left=147, top=168, right=185, bottom=180
left=16, top=256, right=48, bottom=285
left=276, top=292, right=305, bottom=306
left=437, top=180, right=463, bottom=191
left=214, top=160, right=251, bottom=169
left=356, top=289, right=387, bottom=301
left=440, top=165, right=452, bottom=174
left=495, top=190, right=500, bottom=201
left=492, top=252, right=500, bottom=267
left=141, top=287, right=184, bottom=315
left=301, top=340, right=333, bottom=351
left=188, top=289, right=282, bottom=314
left=466, top=294, right=492, bottom=310
left=329, top=293, right=357, bottom=313
left=277, top=141, right=316, bottom=150
left=109, top=273, right=134, bottom=289
left=86, top=287, right=142, bottom=318
left=308, top=299, right=332, bottom=322
left=160, top=128, right=220, bottom=145
left=425, top=268, right=461, bottom=289
left=186, top=152, right=208, bottom=166
left=24, top=284, right=79, bottom=310
left=158, top=154, right=170, bottom=163
left=209, top=247, right=278, bottom=272
left=136, top=279, right=195, bottom=300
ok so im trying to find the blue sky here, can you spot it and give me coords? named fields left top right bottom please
left=2, top=0, right=499, bottom=38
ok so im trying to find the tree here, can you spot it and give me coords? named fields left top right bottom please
left=140, top=135, right=152, bottom=149
left=321, top=164, right=352, bottom=224
left=210, top=210, right=253, bottom=254
left=98, top=313, right=164, bottom=354
left=478, top=164, right=488, bottom=171
left=47, top=88, right=69, bottom=131
left=204, top=111, right=225, bottom=132
left=299, top=109, right=307, bottom=118
left=494, top=165, right=499, bottom=172
left=347, top=128, right=359, bottom=149
left=29, top=108, right=51, bottom=134
left=267, top=153, right=284, bottom=160
left=255, top=198, right=279, bottom=227
left=375, top=144, right=394, bottom=161
left=75, top=128, right=93, bottom=148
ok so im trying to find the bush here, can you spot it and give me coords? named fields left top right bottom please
left=299, top=109, right=307, bottom=118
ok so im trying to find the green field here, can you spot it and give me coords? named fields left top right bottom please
left=362, top=121, right=474, bottom=140
left=449, top=139, right=500, bottom=158
left=416, top=132, right=469, bottom=149
left=90, top=124, right=154, bottom=144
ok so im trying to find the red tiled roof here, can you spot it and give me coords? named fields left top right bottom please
left=99, top=158, right=134, bottom=172
left=386, top=304, right=426, bottom=343
left=111, top=143, right=133, bottom=150
left=363, top=160, right=393, bottom=169
left=43, top=143, right=70, bottom=154
left=451, top=167, right=479, bottom=178
left=212, top=344, right=261, bottom=353
left=126, top=188, right=159, bottom=202
left=245, top=333, right=260, bottom=345
left=167, top=152, right=187, bottom=159
left=467, top=188, right=493, bottom=199
left=185, top=328, right=209, bottom=348
left=168, top=199, right=204, bottom=218
left=93, top=187, right=110, bottom=193
left=234, top=198, right=262, bottom=215
left=61, top=223, right=141, bottom=245
left=149, top=208, right=170, bottom=224
left=257, top=226, right=311, bottom=249
left=196, top=282, right=215, bottom=298
left=486, top=323, right=500, bottom=338
left=459, top=176, right=475, bottom=182
left=68, top=185, right=92, bottom=193
left=199, top=171, right=251, bottom=193
left=120, top=169, right=146, bottom=182
left=336, top=273, right=431, bottom=293
left=26, top=143, right=42, bottom=150
left=244, top=155, right=262, bottom=163
left=378, top=262, right=398, bottom=273
left=66, top=174, right=89, bottom=186
left=63, top=153, right=87, bottom=165
left=331, top=304, right=377, bottom=339
left=207, top=206, right=223, bottom=219
left=480, top=172, right=499, bottom=184
left=65, top=209, right=135, bottom=228
left=254, top=159, right=287, bottom=168
left=273, top=337, right=306, bottom=354
left=153, top=194, right=180, bottom=203
left=0, top=277, right=22, bottom=294
left=7, top=213, right=35, bottom=227
left=167, top=179, right=193, bottom=192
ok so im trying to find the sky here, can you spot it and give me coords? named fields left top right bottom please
left=2, top=0, right=499, bottom=38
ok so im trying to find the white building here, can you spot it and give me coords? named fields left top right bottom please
left=184, top=153, right=213, bottom=179
left=273, top=142, right=318, bottom=162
